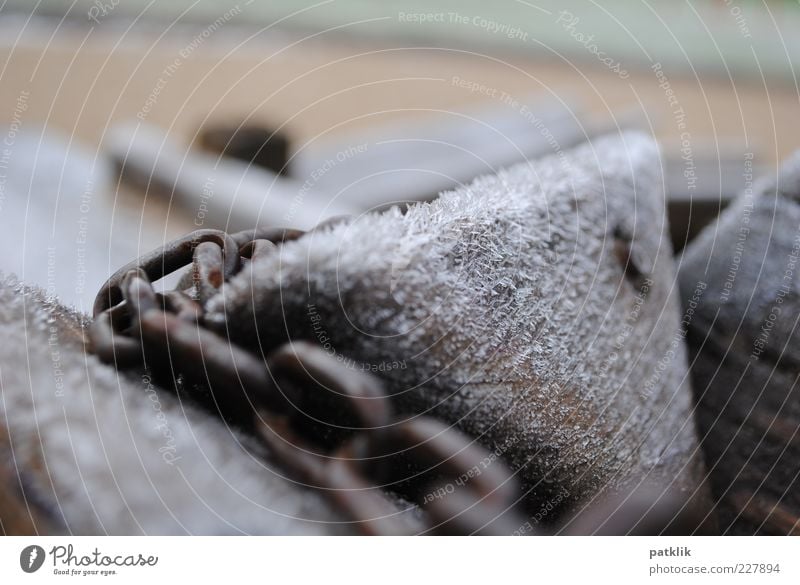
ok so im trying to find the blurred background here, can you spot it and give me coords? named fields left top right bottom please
left=0, top=0, right=798, bottom=309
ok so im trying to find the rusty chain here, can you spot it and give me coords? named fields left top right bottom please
left=88, top=225, right=525, bottom=535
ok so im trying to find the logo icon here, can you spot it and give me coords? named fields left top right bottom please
left=20, top=545, right=46, bottom=573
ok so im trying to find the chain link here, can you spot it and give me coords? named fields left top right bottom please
left=89, top=226, right=526, bottom=535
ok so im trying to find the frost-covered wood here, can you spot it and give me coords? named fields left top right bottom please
left=207, top=132, right=708, bottom=521
left=679, top=153, right=800, bottom=535
left=0, top=277, right=354, bottom=535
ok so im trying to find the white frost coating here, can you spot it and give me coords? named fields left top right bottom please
left=0, top=276, right=354, bottom=534
left=207, top=132, right=706, bottom=517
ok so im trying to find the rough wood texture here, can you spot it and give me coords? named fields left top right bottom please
left=207, top=132, right=708, bottom=524
left=678, top=152, right=800, bottom=535
left=0, top=277, right=355, bottom=534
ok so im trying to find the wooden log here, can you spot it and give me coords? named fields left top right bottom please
left=207, top=132, right=711, bottom=527
left=106, top=122, right=357, bottom=231
left=678, top=153, right=800, bottom=535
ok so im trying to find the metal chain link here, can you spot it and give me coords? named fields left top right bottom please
left=88, top=226, right=526, bottom=535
